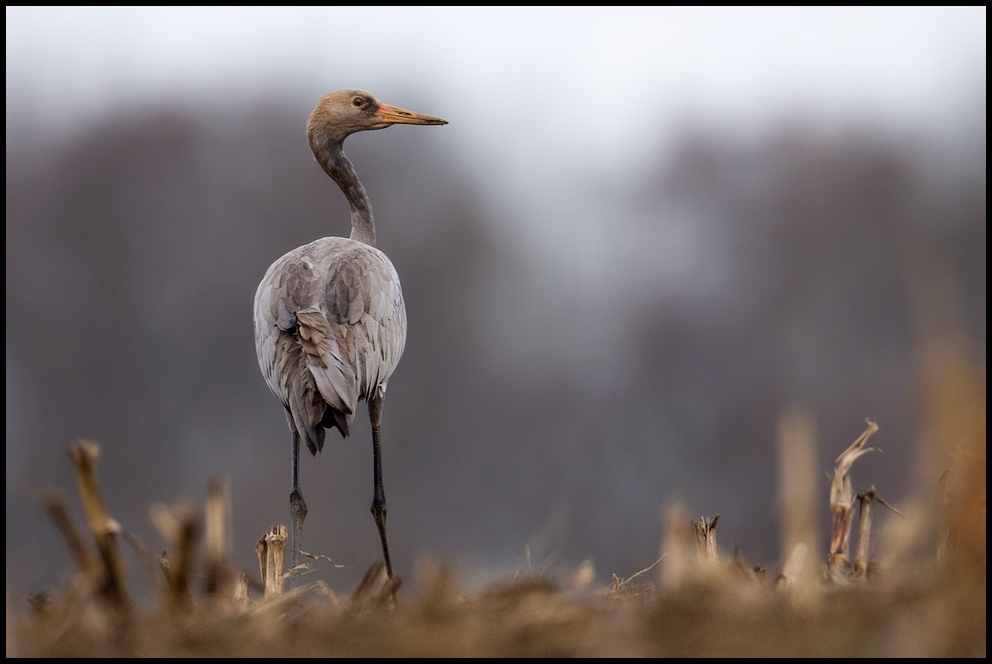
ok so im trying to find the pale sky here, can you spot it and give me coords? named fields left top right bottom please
left=7, top=7, right=986, bottom=172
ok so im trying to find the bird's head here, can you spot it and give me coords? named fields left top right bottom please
left=307, top=89, right=447, bottom=147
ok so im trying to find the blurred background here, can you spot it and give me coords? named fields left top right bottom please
left=6, top=7, right=985, bottom=601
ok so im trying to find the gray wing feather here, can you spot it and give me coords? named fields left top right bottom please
left=253, top=237, right=407, bottom=455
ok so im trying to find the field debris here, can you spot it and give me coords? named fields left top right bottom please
left=7, top=399, right=986, bottom=657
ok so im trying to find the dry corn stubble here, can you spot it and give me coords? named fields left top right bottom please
left=8, top=341, right=986, bottom=657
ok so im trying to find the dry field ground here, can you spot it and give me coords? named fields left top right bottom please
left=7, top=352, right=985, bottom=657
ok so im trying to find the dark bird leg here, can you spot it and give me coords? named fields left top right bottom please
left=289, top=424, right=308, bottom=589
left=368, top=394, right=393, bottom=578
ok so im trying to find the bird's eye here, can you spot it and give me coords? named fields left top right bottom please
left=353, top=97, right=364, bottom=107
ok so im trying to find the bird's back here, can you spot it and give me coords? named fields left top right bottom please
left=254, top=236, right=407, bottom=455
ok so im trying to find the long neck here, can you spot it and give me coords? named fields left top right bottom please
left=312, top=139, right=376, bottom=246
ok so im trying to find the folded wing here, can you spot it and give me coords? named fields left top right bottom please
left=254, top=237, right=407, bottom=455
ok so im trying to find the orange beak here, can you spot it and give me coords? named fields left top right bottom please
left=376, top=103, right=448, bottom=127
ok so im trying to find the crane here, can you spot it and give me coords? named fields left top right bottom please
left=253, top=89, right=447, bottom=586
